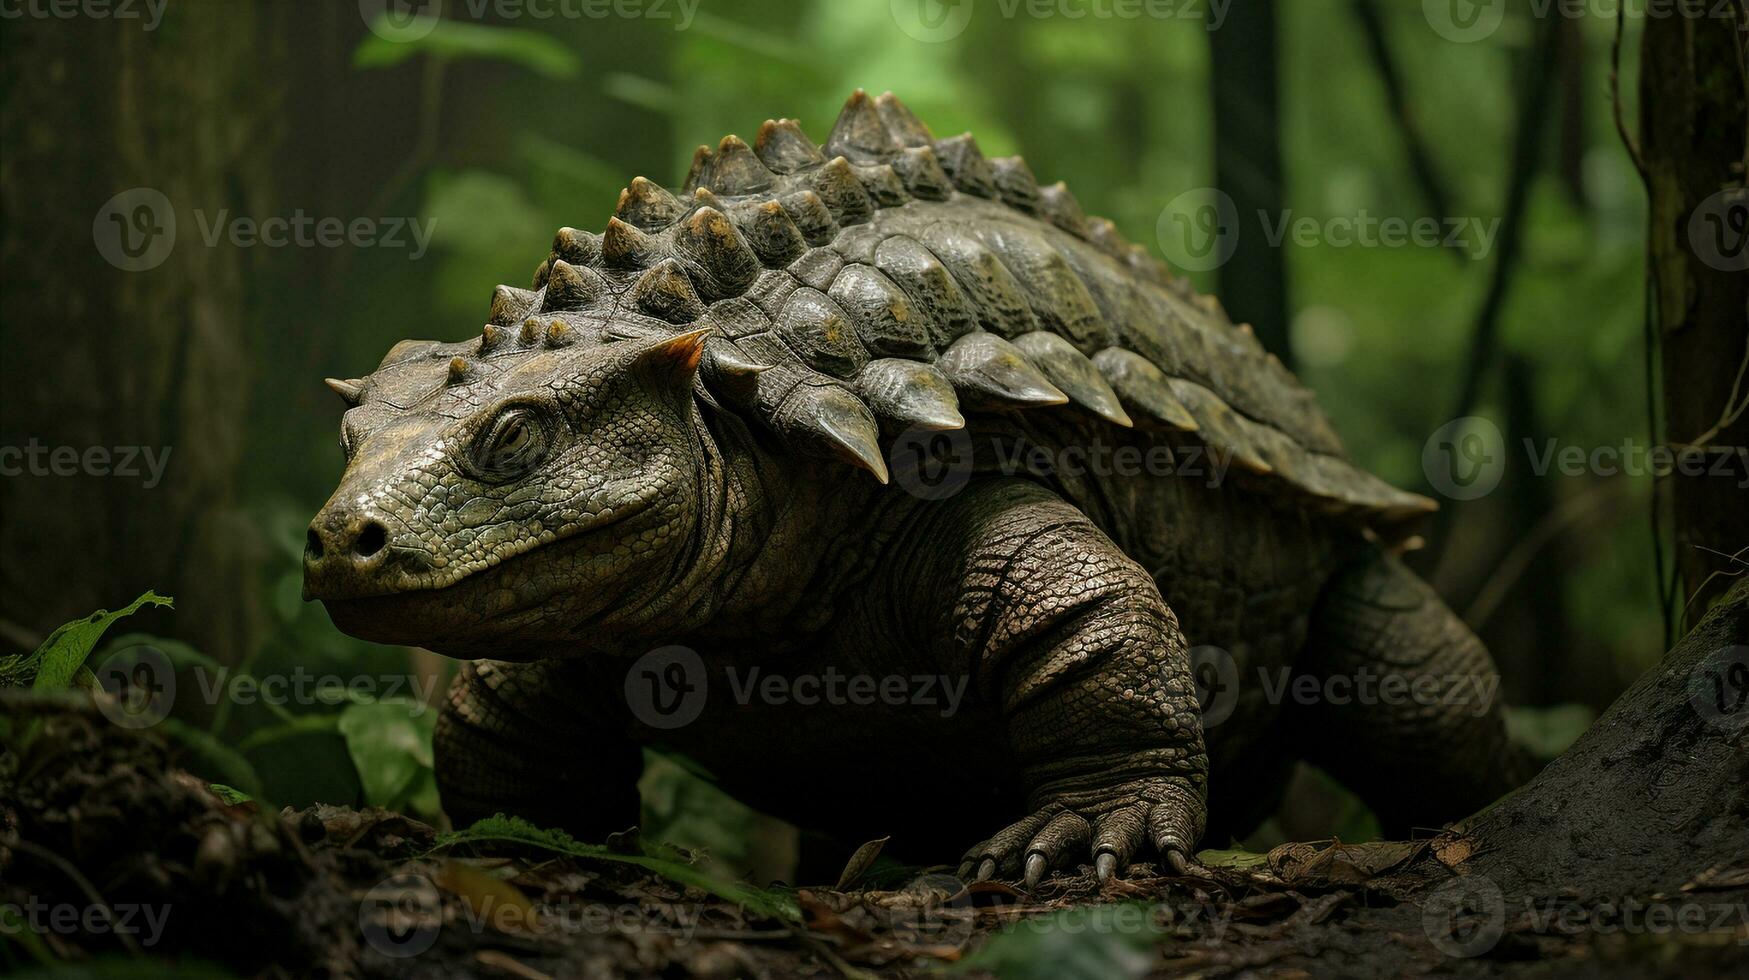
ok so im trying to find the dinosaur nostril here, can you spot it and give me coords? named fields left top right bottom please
left=305, top=527, right=324, bottom=560
left=354, top=521, right=387, bottom=559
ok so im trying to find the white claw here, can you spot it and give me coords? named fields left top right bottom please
left=1095, top=852, right=1118, bottom=882
left=1165, top=849, right=1190, bottom=876
left=975, top=858, right=997, bottom=882
left=1023, top=852, right=1048, bottom=889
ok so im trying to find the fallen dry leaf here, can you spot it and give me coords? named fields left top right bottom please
left=1431, top=832, right=1475, bottom=868
left=1267, top=839, right=1427, bottom=888
left=835, top=835, right=891, bottom=890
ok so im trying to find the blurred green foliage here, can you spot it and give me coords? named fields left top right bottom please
left=955, top=903, right=1163, bottom=979
left=433, top=813, right=801, bottom=921
left=354, top=14, right=583, bottom=76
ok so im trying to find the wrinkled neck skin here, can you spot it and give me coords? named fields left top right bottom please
left=519, top=401, right=885, bottom=659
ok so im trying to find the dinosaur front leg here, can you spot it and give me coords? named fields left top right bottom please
left=908, top=480, right=1208, bottom=887
left=435, top=659, right=643, bottom=838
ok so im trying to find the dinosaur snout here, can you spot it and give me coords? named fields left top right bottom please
left=302, top=503, right=406, bottom=600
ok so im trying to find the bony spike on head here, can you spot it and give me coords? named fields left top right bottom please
left=325, top=377, right=365, bottom=405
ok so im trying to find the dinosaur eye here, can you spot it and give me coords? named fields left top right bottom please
left=471, top=408, right=548, bottom=481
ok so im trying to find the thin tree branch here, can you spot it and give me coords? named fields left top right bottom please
left=1351, top=0, right=1462, bottom=261
left=1447, top=18, right=1561, bottom=427
left=1610, top=6, right=1647, bottom=181
left=1427, top=17, right=1562, bottom=566
left=1616, top=6, right=1672, bottom=643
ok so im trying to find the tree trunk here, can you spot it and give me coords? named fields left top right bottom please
left=1640, top=10, right=1749, bottom=624
left=1458, top=576, right=1749, bottom=898
left=1209, top=0, right=1291, bottom=364
left=0, top=1, right=283, bottom=661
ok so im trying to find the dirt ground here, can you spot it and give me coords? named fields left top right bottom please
left=4, top=696, right=1747, bottom=980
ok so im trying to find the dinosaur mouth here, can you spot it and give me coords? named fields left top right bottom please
left=305, top=491, right=660, bottom=604
left=310, top=492, right=668, bottom=652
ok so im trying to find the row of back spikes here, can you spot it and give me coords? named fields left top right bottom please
left=475, top=90, right=1182, bottom=339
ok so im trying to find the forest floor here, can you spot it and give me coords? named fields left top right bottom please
left=4, top=699, right=1747, bottom=980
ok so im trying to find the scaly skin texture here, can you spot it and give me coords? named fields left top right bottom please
left=304, top=91, right=1533, bottom=885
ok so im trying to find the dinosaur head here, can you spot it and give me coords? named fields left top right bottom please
left=304, top=322, right=712, bottom=656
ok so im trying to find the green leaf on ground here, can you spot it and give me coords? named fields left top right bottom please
left=434, top=814, right=801, bottom=923
left=208, top=784, right=253, bottom=805
left=0, top=592, right=174, bottom=690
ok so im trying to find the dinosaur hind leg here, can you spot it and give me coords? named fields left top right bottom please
left=1295, top=550, right=1538, bottom=837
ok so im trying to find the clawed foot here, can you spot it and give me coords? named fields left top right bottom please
left=956, top=778, right=1203, bottom=889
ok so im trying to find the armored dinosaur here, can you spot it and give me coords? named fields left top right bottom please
left=304, top=91, right=1534, bottom=886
